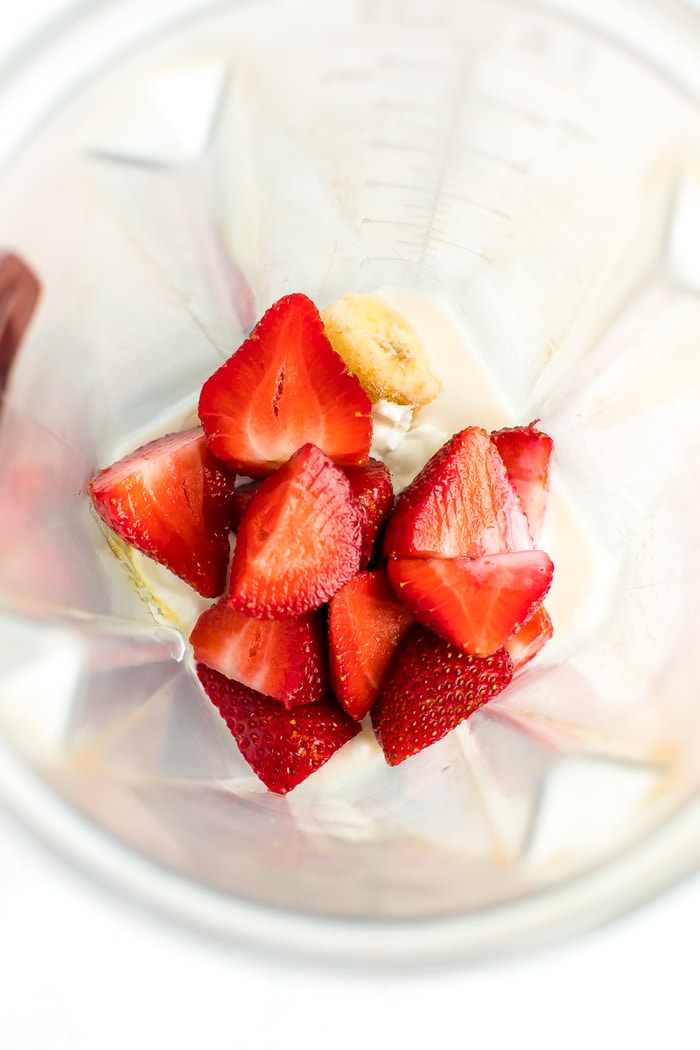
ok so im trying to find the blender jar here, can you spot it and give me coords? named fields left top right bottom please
left=2, top=0, right=700, bottom=965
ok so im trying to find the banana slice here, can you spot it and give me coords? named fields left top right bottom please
left=321, top=293, right=442, bottom=409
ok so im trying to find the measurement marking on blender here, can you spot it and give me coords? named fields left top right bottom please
left=474, top=94, right=547, bottom=127
left=438, top=190, right=512, bottom=220
left=412, top=63, right=473, bottom=283
left=459, top=145, right=529, bottom=175
left=367, top=179, right=510, bottom=224
left=425, top=235, right=492, bottom=262
left=465, top=60, right=599, bottom=154
left=483, top=55, right=605, bottom=111
left=358, top=256, right=415, bottom=269
left=361, top=218, right=430, bottom=232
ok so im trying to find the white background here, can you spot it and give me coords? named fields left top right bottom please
left=2, top=2, right=700, bottom=1047
left=5, top=796, right=700, bottom=1050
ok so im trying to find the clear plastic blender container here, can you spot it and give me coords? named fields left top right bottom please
left=2, top=0, right=700, bottom=966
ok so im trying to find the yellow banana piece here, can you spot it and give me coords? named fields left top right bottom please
left=321, top=293, right=441, bottom=409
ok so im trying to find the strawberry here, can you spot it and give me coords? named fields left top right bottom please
left=371, top=624, right=513, bottom=765
left=88, top=427, right=236, bottom=598
left=198, top=293, right=373, bottom=477
left=328, top=569, right=415, bottom=721
left=197, top=664, right=361, bottom=793
left=228, top=442, right=363, bottom=618
left=382, top=426, right=533, bottom=560
left=505, top=605, right=553, bottom=672
left=190, top=600, right=327, bottom=708
left=343, top=457, right=394, bottom=568
left=387, top=549, right=553, bottom=656
left=491, top=421, right=553, bottom=541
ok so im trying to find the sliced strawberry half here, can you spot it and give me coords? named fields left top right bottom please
left=505, top=605, right=553, bottom=672
left=228, top=442, right=363, bottom=618
left=88, top=427, right=236, bottom=598
left=328, top=569, right=415, bottom=722
left=197, top=664, right=361, bottom=794
left=371, top=624, right=513, bottom=765
left=343, top=457, right=394, bottom=569
left=190, top=600, right=327, bottom=708
left=491, top=421, right=553, bottom=541
left=382, top=426, right=533, bottom=560
left=198, top=293, right=373, bottom=477
left=387, top=549, right=554, bottom=656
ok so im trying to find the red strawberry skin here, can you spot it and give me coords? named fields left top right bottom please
left=228, top=442, right=363, bottom=618
left=387, top=549, right=553, bottom=656
left=88, top=427, right=236, bottom=598
left=197, top=664, right=361, bottom=793
left=328, top=569, right=415, bottom=721
left=491, top=422, right=553, bottom=540
left=382, top=427, right=533, bottom=560
left=343, top=457, right=394, bottom=569
left=190, top=600, right=327, bottom=708
left=198, top=293, right=373, bottom=477
left=371, top=625, right=513, bottom=765
left=505, top=605, right=553, bottom=672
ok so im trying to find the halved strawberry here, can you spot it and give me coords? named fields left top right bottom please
left=197, top=664, right=361, bottom=794
left=228, top=442, right=363, bottom=619
left=190, top=600, right=327, bottom=708
left=198, top=293, right=373, bottom=477
left=491, top=421, right=553, bottom=541
left=382, top=426, right=533, bottom=560
left=371, top=624, right=513, bottom=765
left=343, top=457, right=394, bottom=569
left=505, top=605, right=553, bottom=672
left=387, top=549, right=553, bottom=656
left=328, top=569, right=415, bottom=721
left=88, top=427, right=236, bottom=598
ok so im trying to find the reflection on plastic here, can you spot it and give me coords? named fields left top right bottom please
left=0, top=252, right=40, bottom=393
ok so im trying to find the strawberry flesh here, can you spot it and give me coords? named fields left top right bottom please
left=343, top=457, right=394, bottom=569
left=197, top=664, right=361, bottom=793
left=382, top=426, right=533, bottom=560
left=228, top=442, right=363, bottom=618
left=88, top=427, right=236, bottom=598
left=371, top=624, right=513, bottom=765
left=328, top=569, right=415, bottom=721
left=491, top=421, right=553, bottom=541
left=190, top=600, right=327, bottom=708
left=505, top=605, right=553, bottom=672
left=387, top=548, right=554, bottom=656
left=198, top=292, right=373, bottom=477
